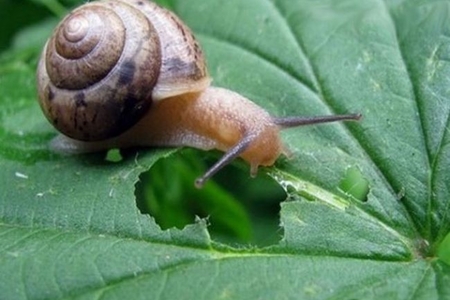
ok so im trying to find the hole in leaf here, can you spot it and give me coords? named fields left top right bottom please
left=104, top=148, right=123, bottom=163
left=338, top=166, right=369, bottom=202
left=135, top=148, right=286, bottom=247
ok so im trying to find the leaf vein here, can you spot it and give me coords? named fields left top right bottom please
left=380, top=0, right=430, bottom=238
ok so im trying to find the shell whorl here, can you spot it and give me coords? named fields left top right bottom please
left=38, top=0, right=161, bottom=141
left=48, top=6, right=128, bottom=90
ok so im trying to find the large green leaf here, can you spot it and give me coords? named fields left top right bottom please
left=0, top=0, right=449, bottom=298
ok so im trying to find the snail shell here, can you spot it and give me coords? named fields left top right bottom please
left=36, top=0, right=210, bottom=141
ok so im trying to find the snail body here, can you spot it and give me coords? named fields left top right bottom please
left=37, top=0, right=360, bottom=187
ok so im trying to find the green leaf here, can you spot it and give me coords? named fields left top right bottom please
left=1, top=0, right=449, bottom=299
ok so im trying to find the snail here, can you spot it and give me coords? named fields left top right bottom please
left=36, top=0, right=361, bottom=188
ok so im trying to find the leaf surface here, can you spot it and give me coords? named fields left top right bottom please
left=0, top=0, right=449, bottom=298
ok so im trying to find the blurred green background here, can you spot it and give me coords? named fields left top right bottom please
left=0, top=0, right=77, bottom=51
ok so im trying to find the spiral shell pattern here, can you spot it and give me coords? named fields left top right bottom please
left=37, top=0, right=209, bottom=141
left=37, top=0, right=162, bottom=141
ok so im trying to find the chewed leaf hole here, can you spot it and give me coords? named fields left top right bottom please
left=104, top=148, right=123, bottom=163
left=135, top=148, right=286, bottom=247
left=338, top=166, right=369, bottom=202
